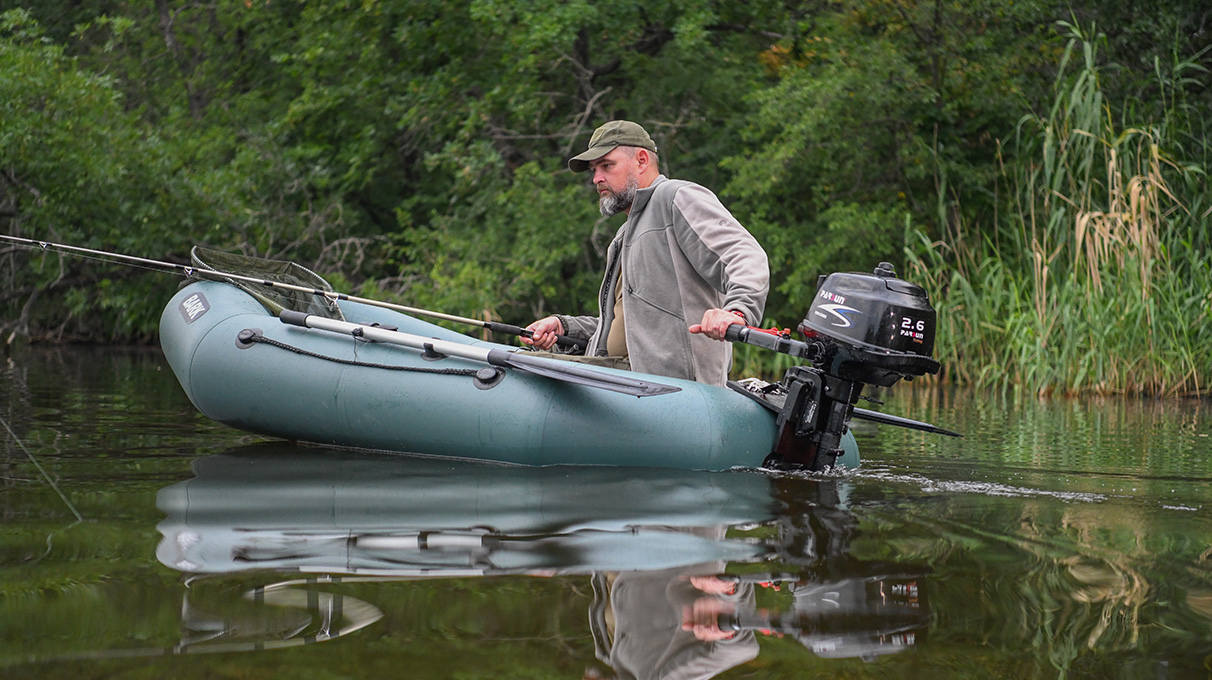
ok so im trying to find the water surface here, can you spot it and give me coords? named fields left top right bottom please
left=2, top=346, right=1210, bottom=679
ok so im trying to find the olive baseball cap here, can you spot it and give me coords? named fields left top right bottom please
left=568, top=120, right=658, bottom=172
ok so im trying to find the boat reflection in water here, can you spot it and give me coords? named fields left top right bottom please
left=156, top=442, right=929, bottom=673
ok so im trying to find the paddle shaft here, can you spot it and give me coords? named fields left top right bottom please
left=277, top=310, right=680, bottom=398
left=1, top=234, right=586, bottom=350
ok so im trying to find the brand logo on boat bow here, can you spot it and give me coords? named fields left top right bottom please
left=179, top=292, right=210, bottom=324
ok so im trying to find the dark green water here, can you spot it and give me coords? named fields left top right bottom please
left=2, top=346, right=1210, bottom=679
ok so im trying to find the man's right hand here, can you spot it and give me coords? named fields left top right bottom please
left=522, top=316, right=564, bottom=350
left=681, top=597, right=737, bottom=641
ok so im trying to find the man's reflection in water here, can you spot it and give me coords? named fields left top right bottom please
left=582, top=480, right=929, bottom=678
left=586, top=557, right=759, bottom=680
left=680, top=575, right=750, bottom=642
left=583, top=481, right=858, bottom=679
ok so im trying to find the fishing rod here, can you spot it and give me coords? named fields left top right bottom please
left=0, top=413, right=84, bottom=522
left=0, top=234, right=587, bottom=350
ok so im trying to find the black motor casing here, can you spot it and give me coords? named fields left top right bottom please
left=799, top=263, right=939, bottom=387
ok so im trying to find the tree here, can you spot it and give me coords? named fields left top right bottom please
left=720, top=0, right=1064, bottom=324
left=0, top=9, right=213, bottom=341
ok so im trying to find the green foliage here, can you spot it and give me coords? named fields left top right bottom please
left=906, top=22, right=1212, bottom=395
left=397, top=159, right=604, bottom=324
left=721, top=0, right=1061, bottom=324
left=0, top=8, right=206, bottom=341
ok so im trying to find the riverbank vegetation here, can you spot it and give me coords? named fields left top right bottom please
left=1, top=1, right=1208, bottom=395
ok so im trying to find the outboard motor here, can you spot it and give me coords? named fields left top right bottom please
left=718, top=572, right=930, bottom=661
left=728, top=262, right=956, bottom=470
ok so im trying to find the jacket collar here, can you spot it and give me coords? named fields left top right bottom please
left=628, top=174, right=667, bottom=216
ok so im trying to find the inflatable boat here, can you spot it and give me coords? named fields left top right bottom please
left=158, top=278, right=859, bottom=470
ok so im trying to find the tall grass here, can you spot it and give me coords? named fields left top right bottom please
left=908, top=23, right=1211, bottom=396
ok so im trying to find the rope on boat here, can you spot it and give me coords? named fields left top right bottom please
left=241, top=330, right=505, bottom=386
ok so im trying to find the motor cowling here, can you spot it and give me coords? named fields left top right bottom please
left=799, top=262, right=939, bottom=387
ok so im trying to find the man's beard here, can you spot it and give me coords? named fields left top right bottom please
left=599, top=175, right=639, bottom=217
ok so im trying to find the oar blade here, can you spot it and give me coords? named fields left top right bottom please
left=490, top=350, right=681, bottom=398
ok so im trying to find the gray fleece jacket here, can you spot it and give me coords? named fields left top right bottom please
left=558, top=175, right=769, bottom=386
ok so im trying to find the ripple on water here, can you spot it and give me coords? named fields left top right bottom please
left=853, top=466, right=1110, bottom=503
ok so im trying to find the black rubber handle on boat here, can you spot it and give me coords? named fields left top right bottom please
left=280, top=310, right=309, bottom=327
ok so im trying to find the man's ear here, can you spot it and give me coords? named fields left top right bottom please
left=635, top=148, right=653, bottom=172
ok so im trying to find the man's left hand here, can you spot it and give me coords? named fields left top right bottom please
left=689, top=308, right=744, bottom=341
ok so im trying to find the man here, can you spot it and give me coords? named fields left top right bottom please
left=523, top=120, right=769, bottom=387
left=586, top=564, right=759, bottom=679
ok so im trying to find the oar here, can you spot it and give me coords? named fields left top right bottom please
left=0, top=234, right=587, bottom=350
left=277, top=310, right=681, bottom=398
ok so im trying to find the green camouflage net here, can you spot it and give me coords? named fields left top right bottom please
left=189, top=246, right=345, bottom=320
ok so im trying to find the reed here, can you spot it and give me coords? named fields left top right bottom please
left=907, top=23, right=1211, bottom=396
